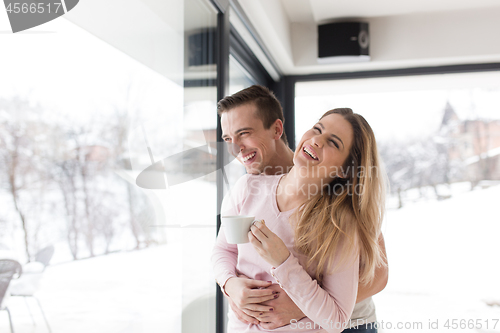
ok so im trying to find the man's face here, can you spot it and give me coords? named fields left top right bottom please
left=221, top=103, right=278, bottom=174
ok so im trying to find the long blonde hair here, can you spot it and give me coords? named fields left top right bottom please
left=294, top=108, right=387, bottom=285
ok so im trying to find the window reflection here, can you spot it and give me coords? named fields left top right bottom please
left=0, top=0, right=218, bottom=332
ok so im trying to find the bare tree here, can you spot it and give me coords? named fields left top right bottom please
left=51, top=123, right=106, bottom=258
left=379, top=133, right=462, bottom=207
left=108, top=108, right=144, bottom=249
left=102, top=80, right=156, bottom=249
left=0, top=97, right=50, bottom=260
left=54, top=158, right=81, bottom=259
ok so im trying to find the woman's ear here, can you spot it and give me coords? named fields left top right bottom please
left=272, top=119, right=284, bottom=140
left=336, top=167, right=348, bottom=179
left=336, top=172, right=348, bottom=180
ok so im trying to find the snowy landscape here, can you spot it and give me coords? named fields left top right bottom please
left=1, top=182, right=499, bottom=333
left=376, top=182, right=500, bottom=333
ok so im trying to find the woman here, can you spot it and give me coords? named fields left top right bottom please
left=212, top=108, right=387, bottom=332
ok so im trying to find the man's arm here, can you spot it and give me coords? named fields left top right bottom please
left=356, top=233, right=389, bottom=303
left=230, top=273, right=305, bottom=329
left=228, top=296, right=260, bottom=326
left=256, top=284, right=306, bottom=330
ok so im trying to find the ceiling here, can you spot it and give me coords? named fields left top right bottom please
left=235, top=0, right=500, bottom=76
left=281, top=0, right=500, bottom=23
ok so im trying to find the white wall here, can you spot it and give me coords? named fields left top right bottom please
left=238, top=0, right=295, bottom=72
left=64, top=0, right=185, bottom=84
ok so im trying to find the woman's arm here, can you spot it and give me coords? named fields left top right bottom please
left=249, top=221, right=358, bottom=333
left=356, top=234, right=388, bottom=303
left=270, top=254, right=358, bottom=332
left=257, top=235, right=387, bottom=328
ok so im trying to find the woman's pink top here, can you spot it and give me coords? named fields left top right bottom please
left=212, top=174, right=359, bottom=332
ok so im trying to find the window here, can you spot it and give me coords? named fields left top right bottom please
left=0, top=0, right=218, bottom=332
left=295, top=71, right=500, bottom=325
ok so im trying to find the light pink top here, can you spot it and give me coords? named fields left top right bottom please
left=212, top=174, right=359, bottom=333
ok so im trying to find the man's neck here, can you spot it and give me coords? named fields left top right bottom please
left=263, top=140, right=294, bottom=175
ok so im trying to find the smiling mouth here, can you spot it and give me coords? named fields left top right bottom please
left=303, top=146, right=318, bottom=160
left=241, top=151, right=256, bottom=163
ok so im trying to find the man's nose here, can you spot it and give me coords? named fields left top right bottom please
left=227, top=138, right=243, bottom=156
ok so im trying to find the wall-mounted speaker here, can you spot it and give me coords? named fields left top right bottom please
left=317, top=22, right=370, bottom=64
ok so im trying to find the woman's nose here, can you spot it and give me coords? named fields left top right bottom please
left=312, top=136, right=323, bottom=148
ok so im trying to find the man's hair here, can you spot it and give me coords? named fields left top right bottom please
left=217, top=85, right=288, bottom=145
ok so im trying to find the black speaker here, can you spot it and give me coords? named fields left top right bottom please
left=318, top=22, right=369, bottom=63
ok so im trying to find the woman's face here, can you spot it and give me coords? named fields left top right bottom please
left=294, top=113, right=353, bottom=180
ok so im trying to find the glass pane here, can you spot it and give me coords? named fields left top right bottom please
left=223, top=55, right=257, bottom=185
left=211, top=54, right=258, bottom=332
left=0, top=0, right=217, bottom=332
left=295, top=72, right=500, bottom=328
left=229, top=55, right=255, bottom=95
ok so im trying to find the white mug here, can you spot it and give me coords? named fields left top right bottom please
left=221, top=216, right=256, bottom=244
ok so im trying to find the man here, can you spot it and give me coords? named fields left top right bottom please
left=218, top=85, right=388, bottom=332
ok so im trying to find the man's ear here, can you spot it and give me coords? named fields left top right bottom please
left=272, top=119, right=284, bottom=140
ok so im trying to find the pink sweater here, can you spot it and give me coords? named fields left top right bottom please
left=212, top=174, right=359, bottom=332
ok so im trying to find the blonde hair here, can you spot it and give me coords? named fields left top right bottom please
left=293, top=108, right=387, bottom=285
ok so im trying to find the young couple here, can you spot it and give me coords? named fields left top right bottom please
left=212, top=85, right=388, bottom=333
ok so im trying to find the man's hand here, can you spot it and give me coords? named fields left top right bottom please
left=228, top=273, right=267, bottom=325
left=256, top=284, right=306, bottom=330
left=224, top=277, right=278, bottom=318
left=228, top=296, right=260, bottom=325
left=230, top=273, right=306, bottom=329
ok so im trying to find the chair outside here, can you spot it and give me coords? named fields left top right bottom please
left=34, top=246, right=55, bottom=268
left=0, top=259, right=22, bottom=333
left=9, top=245, right=54, bottom=333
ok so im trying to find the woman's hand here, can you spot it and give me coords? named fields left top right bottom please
left=249, top=220, right=290, bottom=267
left=224, top=277, right=278, bottom=316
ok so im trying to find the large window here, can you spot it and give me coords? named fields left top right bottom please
left=295, top=71, right=500, bottom=330
left=0, top=0, right=218, bottom=332
left=221, top=55, right=257, bottom=187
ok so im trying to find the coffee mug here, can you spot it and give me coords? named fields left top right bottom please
left=221, top=216, right=256, bottom=244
